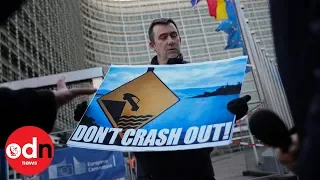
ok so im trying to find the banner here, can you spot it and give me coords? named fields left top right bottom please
left=0, top=150, right=8, bottom=180
left=38, top=148, right=125, bottom=180
left=67, top=56, right=248, bottom=152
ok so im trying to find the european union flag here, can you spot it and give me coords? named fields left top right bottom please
left=215, top=0, right=246, bottom=54
left=225, top=28, right=243, bottom=49
left=215, top=20, right=234, bottom=34
left=191, top=0, right=201, bottom=8
left=57, top=164, right=74, bottom=177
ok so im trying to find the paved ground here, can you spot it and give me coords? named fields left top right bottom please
left=127, top=148, right=282, bottom=180
left=211, top=148, right=284, bottom=180
left=212, top=152, right=250, bottom=180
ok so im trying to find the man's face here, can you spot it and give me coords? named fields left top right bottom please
left=149, top=23, right=181, bottom=61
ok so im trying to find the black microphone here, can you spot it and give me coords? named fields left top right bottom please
left=248, top=109, right=292, bottom=152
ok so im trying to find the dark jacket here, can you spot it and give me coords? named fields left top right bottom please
left=134, top=55, right=215, bottom=179
left=269, top=0, right=320, bottom=179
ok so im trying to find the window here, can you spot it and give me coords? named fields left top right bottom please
left=122, top=16, right=142, bottom=22
left=111, top=56, right=129, bottom=64
left=128, top=45, right=147, bottom=52
left=2, top=65, right=10, bottom=78
left=12, top=72, right=19, bottom=80
left=183, top=18, right=201, bottom=26
left=199, top=8, right=208, bottom=15
left=190, top=47, right=208, bottom=55
left=130, top=55, right=149, bottom=63
left=125, top=25, right=144, bottom=32
left=26, top=57, right=32, bottom=64
left=0, top=44, right=9, bottom=60
left=192, top=54, right=211, bottom=62
left=180, top=9, right=198, bottom=16
left=11, top=53, right=18, bottom=68
left=258, top=20, right=271, bottom=27
left=9, top=22, right=17, bottom=37
left=127, top=35, right=145, bottom=42
left=164, top=11, right=180, bottom=18
left=256, top=29, right=272, bottom=37
left=20, top=61, right=26, bottom=73
left=109, top=35, right=125, bottom=42
left=252, top=2, right=269, bottom=8
left=188, top=38, right=206, bottom=45
left=28, top=66, right=33, bottom=77
left=1, top=33, right=7, bottom=42
left=263, top=38, right=274, bottom=46
left=202, top=17, right=214, bottom=24
left=142, top=13, right=161, bottom=21
left=25, top=39, right=31, bottom=53
left=209, top=46, right=225, bottom=53
left=207, top=36, right=225, bottom=44
left=18, top=31, right=24, bottom=45
left=110, top=46, right=127, bottom=52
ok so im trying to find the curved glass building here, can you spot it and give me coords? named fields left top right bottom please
left=81, top=0, right=273, bottom=66
left=0, top=0, right=273, bottom=140
left=79, top=0, right=274, bottom=116
left=0, top=0, right=91, bottom=137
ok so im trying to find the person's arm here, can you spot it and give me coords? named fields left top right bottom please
left=0, top=87, right=57, bottom=148
left=0, top=77, right=96, bottom=148
left=0, top=87, right=57, bottom=131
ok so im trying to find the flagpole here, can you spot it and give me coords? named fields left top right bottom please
left=232, top=0, right=294, bottom=128
left=231, top=0, right=271, bottom=167
left=231, top=0, right=268, bottom=109
left=232, top=0, right=295, bottom=173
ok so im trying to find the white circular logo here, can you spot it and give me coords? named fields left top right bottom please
left=6, top=143, right=21, bottom=159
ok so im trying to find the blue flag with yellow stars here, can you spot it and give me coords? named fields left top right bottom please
left=215, top=0, right=245, bottom=53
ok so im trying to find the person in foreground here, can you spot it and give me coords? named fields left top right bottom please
left=75, top=18, right=250, bottom=180
left=0, top=77, right=96, bottom=148
left=268, top=0, right=320, bottom=179
left=0, top=0, right=97, bottom=148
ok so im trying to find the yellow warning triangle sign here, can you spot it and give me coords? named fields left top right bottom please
left=97, top=68, right=179, bottom=131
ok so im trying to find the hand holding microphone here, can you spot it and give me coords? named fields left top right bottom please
left=248, top=109, right=299, bottom=172
left=275, top=133, right=299, bottom=173
left=248, top=109, right=292, bottom=152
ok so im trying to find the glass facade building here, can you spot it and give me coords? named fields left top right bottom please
left=81, top=0, right=273, bottom=65
left=0, top=0, right=91, bottom=132
left=0, top=0, right=89, bottom=83
left=0, top=0, right=273, bottom=131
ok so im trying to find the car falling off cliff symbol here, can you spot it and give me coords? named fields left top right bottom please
left=97, top=68, right=180, bottom=131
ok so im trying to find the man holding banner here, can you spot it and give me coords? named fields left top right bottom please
left=74, top=18, right=250, bottom=180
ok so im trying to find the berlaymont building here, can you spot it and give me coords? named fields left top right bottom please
left=81, top=0, right=272, bottom=112
left=1, top=0, right=282, bottom=179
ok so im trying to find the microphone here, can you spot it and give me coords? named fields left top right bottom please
left=248, top=109, right=292, bottom=152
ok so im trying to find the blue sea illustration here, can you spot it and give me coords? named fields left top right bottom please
left=80, top=56, right=248, bottom=147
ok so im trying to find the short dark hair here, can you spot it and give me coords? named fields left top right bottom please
left=148, top=18, right=179, bottom=43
